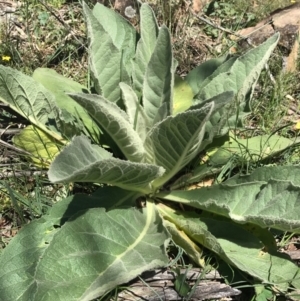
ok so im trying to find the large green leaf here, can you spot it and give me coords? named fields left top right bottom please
left=37, top=205, right=169, bottom=301
left=48, top=135, right=164, bottom=193
left=197, top=34, right=280, bottom=105
left=145, top=103, right=214, bottom=188
left=158, top=204, right=300, bottom=291
left=83, top=3, right=123, bottom=102
left=69, top=93, right=145, bottom=162
left=0, top=196, right=170, bottom=300
left=32, top=68, right=100, bottom=142
left=0, top=217, right=59, bottom=301
left=92, top=3, right=136, bottom=80
left=143, top=25, right=173, bottom=124
left=158, top=168, right=300, bottom=232
left=132, top=3, right=159, bottom=94
left=0, top=65, right=63, bottom=141
left=92, top=4, right=136, bottom=53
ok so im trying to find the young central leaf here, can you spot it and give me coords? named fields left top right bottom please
left=120, top=82, right=150, bottom=142
left=132, top=3, right=159, bottom=94
left=145, top=103, right=214, bottom=188
left=143, top=25, right=173, bottom=124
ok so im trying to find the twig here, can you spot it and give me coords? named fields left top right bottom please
left=190, top=11, right=245, bottom=38
left=0, top=128, right=21, bottom=135
left=0, top=139, right=32, bottom=156
left=191, top=11, right=274, bottom=40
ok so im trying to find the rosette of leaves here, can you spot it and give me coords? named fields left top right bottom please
left=1, top=3, right=300, bottom=301
left=0, top=2, right=292, bottom=168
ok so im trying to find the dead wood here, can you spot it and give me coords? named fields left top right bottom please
left=113, top=268, right=241, bottom=301
left=233, top=3, right=300, bottom=72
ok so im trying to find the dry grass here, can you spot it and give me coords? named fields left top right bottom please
left=1, top=0, right=297, bottom=76
left=0, top=1, right=89, bottom=83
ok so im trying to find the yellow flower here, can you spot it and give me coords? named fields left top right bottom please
left=291, top=0, right=296, bottom=3
left=2, top=55, right=11, bottom=61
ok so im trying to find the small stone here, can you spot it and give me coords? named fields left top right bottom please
left=124, top=6, right=136, bottom=19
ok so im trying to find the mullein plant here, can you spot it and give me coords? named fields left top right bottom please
left=0, top=3, right=299, bottom=301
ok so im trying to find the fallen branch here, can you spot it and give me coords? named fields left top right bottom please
left=0, top=128, right=21, bottom=135
left=114, top=268, right=241, bottom=301
left=0, top=139, right=32, bottom=156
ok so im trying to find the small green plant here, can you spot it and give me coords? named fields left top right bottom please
left=0, top=2, right=300, bottom=301
left=203, top=0, right=256, bottom=38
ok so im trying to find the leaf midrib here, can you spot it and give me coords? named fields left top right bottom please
left=81, top=203, right=155, bottom=299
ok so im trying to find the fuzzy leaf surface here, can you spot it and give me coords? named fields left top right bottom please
left=197, top=34, right=279, bottom=104
left=192, top=91, right=235, bottom=151
left=0, top=197, right=170, bottom=301
left=33, top=68, right=100, bottom=141
left=143, top=25, right=173, bottom=123
left=48, top=135, right=164, bottom=193
left=84, top=3, right=123, bottom=102
left=92, top=3, right=136, bottom=80
left=120, top=82, right=149, bottom=142
left=69, top=93, right=145, bottom=162
left=158, top=166, right=300, bottom=232
left=195, top=56, right=238, bottom=100
left=90, top=186, right=142, bottom=210
left=0, top=66, right=63, bottom=141
left=145, top=103, right=213, bottom=188
left=132, top=4, right=159, bottom=94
